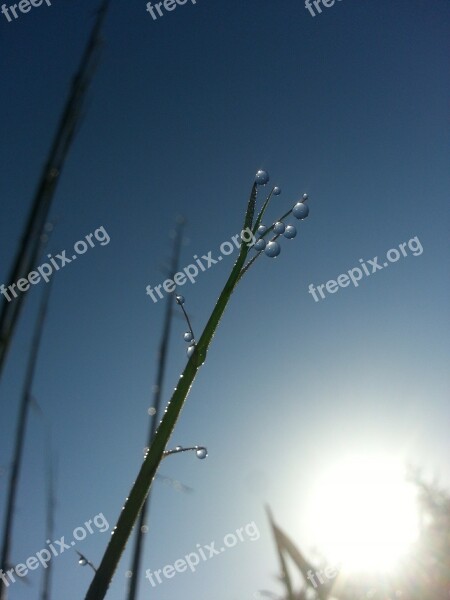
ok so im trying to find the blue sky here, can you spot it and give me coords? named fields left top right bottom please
left=1, top=0, right=449, bottom=599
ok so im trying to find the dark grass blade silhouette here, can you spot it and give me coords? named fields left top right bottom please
left=0, top=281, right=53, bottom=600
left=0, top=0, right=110, bottom=381
left=267, top=506, right=332, bottom=600
left=40, top=431, right=56, bottom=600
left=126, top=218, right=185, bottom=600
left=267, top=507, right=295, bottom=600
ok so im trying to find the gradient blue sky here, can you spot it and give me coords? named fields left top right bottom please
left=1, top=1, right=449, bottom=599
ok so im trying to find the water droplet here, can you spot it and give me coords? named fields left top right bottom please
left=283, top=225, right=297, bottom=239
left=292, top=202, right=309, bottom=219
left=176, top=295, right=185, bottom=304
left=273, top=221, right=285, bottom=235
left=143, top=447, right=149, bottom=455
left=175, top=445, right=183, bottom=451
left=302, top=193, right=309, bottom=201
left=141, top=525, right=149, bottom=533
left=254, top=238, right=266, bottom=252
left=273, top=186, right=281, bottom=195
left=187, top=344, right=195, bottom=358
left=183, top=332, right=193, bottom=343
left=255, top=170, right=269, bottom=185
left=196, top=447, right=208, bottom=459
left=147, top=407, right=156, bottom=416
left=265, top=241, right=281, bottom=258
left=257, top=225, right=267, bottom=236
left=78, top=558, right=87, bottom=566
left=125, top=570, right=133, bottom=578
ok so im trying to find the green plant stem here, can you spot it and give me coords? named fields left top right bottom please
left=84, top=185, right=257, bottom=600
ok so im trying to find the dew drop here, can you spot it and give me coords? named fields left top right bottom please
left=183, top=332, right=193, bottom=343
left=254, top=238, right=266, bottom=252
left=176, top=295, right=185, bottom=305
left=187, top=344, right=195, bottom=358
left=283, top=225, right=297, bottom=239
left=257, top=225, right=267, bottom=236
left=302, top=193, right=309, bottom=201
left=255, top=170, right=269, bottom=185
left=125, top=570, right=133, bottom=578
left=175, top=445, right=183, bottom=451
left=273, top=186, right=281, bottom=195
left=292, top=202, right=309, bottom=219
left=141, top=525, right=149, bottom=533
left=265, top=241, right=281, bottom=258
left=148, top=407, right=156, bottom=416
left=273, top=221, right=285, bottom=235
left=196, top=447, right=208, bottom=459
left=78, top=558, right=87, bottom=566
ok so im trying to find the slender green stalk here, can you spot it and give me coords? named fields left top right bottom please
left=84, top=184, right=257, bottom=600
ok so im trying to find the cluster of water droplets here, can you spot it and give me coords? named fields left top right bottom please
left=254, top=170, right=309, bottom=259
left=176, top=295, right=197, bottom=357
left=184, top=331, right=196, bottom=357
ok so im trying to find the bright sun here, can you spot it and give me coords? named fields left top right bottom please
left=305, top=454, right=419, bottom=573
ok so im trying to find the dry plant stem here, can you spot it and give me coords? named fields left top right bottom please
left=84, top=185, right=257, bottom=600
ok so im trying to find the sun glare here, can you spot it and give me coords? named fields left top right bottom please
left=305, top=454, right=419, bottom=573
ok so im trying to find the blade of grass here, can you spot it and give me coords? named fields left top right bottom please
left=0, top=1, right=110, bottom=381
left=266, top=507, right=295, bottom=600
left=84, top=184, right=258, bottom=600
left=0, top=282, right=53, bottom=600
left=126, top=219, right=184, bottom=600
left=268, top=508, right=331, bottom=600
